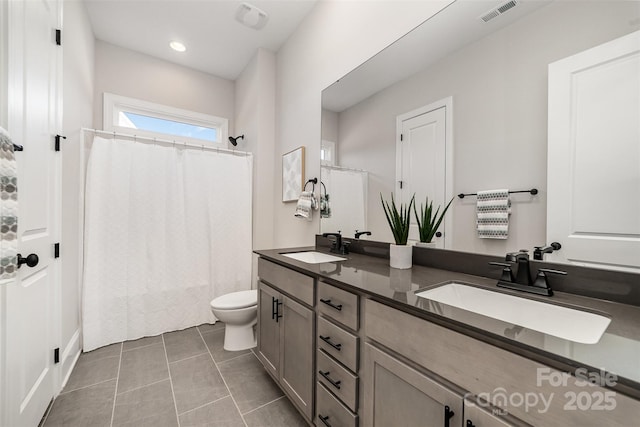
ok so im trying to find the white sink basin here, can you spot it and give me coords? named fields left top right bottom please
left=415, top=283, right=610, bottom=344
left=281, top=251, right=347, bottom=264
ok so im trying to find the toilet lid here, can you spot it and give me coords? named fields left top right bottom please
left=210, top=290, right=257, bottom=310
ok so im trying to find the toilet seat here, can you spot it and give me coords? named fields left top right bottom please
left=210, top=290, right=257, bottom=310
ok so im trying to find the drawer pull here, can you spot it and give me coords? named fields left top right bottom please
left=319, top=335, right=342, bottom=351
left=466, top=421, right=476, bottom=427
left=318, top=414, right=332, bottom=427
left=444, top=406, right=455, bottom=427
left=320, top=298, right=343, bottom=311
left=319, top=370, right=342, bottom=389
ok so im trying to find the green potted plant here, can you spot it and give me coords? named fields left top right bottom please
left=413, top=196, right=453, bottom=248
left=381, top=193, right=415, bottom=269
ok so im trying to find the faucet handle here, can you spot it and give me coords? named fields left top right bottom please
left=489, top=262, right=515, bottom=283
left=532, top=268, right=566, bottom=293
left=538, top=268, right=567, bottom=276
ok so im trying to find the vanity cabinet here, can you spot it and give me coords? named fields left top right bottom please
left=363, top=343, right=463, bottom=427
left=316, top=280, right=361, bottom=426
left=364, top=299, right=639, bottom=426
left=464, top=402, right=529, bottom=427
left=257, top=259, right=315, bottom=422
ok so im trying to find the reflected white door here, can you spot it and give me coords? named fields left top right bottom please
left=396, top=99, right=452, bottom=248
left=547, top=30, right=640, bottom=271
left=1, top=0, right=61, bottom=425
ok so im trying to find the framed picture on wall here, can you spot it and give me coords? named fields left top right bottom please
left=282, top=146, right=305, bottom=202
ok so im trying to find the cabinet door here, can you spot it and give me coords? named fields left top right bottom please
left=465, top=402, right=530, bottom=427
left=363, top=344, right=463, bottom=427
left=257, top=282, right=280, bottom=378
left=280, top=296, right=314, bottom=420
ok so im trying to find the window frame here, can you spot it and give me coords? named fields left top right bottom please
left=103, top=93, right=228, bottom=146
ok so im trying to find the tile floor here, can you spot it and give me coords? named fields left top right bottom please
left=42, top=323, right=307, bottom=427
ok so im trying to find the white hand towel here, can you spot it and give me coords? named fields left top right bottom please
left=477, top=189, right=510, bottom=239
left=294, top=191, right=314, bottom=221
left=0, top=126, right=18, bottom=283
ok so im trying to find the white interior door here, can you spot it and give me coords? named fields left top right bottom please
left=1, top=0, right=61, bottom=425
left=396, top=100, right=452, bottom=248
left=547, top=30, right=640, bottom=271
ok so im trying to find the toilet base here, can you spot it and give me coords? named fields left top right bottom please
left=223, top=322, right=256, bottom=351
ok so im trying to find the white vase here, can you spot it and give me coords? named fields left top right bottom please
left=415, top=242, right=437, bottom=249
left=389, top=244, right=412, bottom=269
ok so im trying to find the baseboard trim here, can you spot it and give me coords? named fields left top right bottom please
left=59, top=329, right=81, bottom=391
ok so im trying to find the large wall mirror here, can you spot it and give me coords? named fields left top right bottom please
left=320, top=0, right=640, bottom=270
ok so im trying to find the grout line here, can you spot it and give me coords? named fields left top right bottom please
left=240, top=395, right=285, bottom=416
left=162, top=334, right=182, bottom=427
left=109, top=342, right=123, bottom=427
left=121, top=340, right=164, bottom=353
left=114, top=378, right=171, bottom=396
left=215, top=350, right=255, bottom=366
left=167, top=351, right=209, bottom=365
left=176, top=394, right=231, bottom=417
left=196, top=327, right=249, bottom=427
left=59, top=376, right=119, bottom=395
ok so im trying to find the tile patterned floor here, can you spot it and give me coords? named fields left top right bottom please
left=42, top=323, right=307, bottom=427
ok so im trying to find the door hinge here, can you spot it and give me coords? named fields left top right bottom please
left=399, top=180, right=404, bottom=189
left=54, top=348, right=60, bottom=364
left=54, top=243, right=60, bottom=258
left=400, top=133, right=404, bottom=141
left=55, top=134, right=66, bottom=152
left=55, top=29, right=61, bottom=46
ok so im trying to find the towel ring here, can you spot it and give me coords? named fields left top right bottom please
left=304, top=177, right=318, bottom=192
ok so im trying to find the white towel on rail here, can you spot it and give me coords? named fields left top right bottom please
left=477, top=189, right=510, bottom=239
left=294, top=191, right=315, bottom=220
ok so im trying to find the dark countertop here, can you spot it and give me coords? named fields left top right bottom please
left=255, top=246, right=640, bottom=400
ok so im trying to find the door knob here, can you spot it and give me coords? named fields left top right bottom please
left=17, top=253, right=39, bottom=268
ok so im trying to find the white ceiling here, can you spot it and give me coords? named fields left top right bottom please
left=84, top=0, right=318, bottom=80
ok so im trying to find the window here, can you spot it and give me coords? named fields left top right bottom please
left=321, top=140, right=336, bottom=166
left=103, top=93, right=228, bottom=146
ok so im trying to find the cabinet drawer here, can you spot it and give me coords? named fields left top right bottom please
left=318, top=317, right=359, bottom=372
left=316, top=382, right=358, bottom=427
left=318, top=281, right=359, bottom=331
left=258, top=258, right=314, bottom=306
left=317, top=349, right=358, bottom=412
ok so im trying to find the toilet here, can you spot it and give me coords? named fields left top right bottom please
left=209, top=290, right=258, bottom=351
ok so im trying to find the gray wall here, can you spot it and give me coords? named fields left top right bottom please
left=274, top=0, right=454, bottom=248
left=93, top=40, right=235, bottom=134
left=61, top=0, right=95, bottom=381
left=335, top=1, right=640, bottom=255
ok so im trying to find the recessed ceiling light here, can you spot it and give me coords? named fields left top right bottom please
left=169, top=41, right=186, bottom=52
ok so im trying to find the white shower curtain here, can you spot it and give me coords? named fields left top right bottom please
left=82, top=136, right=252, bottom=351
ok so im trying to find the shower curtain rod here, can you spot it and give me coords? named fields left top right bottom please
left=81, top=128, right=252, bottom=157
left=321, top=164, right=368, bottom=173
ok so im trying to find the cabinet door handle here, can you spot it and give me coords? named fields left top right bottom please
left=320, top=298, right=343, bottom=311
left=444, top=406, right=455, bottom=427
left=319, top=335, right=342, bottom=351
left=275, top=299, right=283, bottom=323
left=466, top=421, right=476, bottom=427
left=271, top=296, right=277, bottom=320
left=318, top=414, right=332, bottom=427
left=319, top=370, right=342, bottom=389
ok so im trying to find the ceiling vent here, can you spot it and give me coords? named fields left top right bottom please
left=479, top=0, right=519, bottom=23
left=235, top=2, right=269, bottom=30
